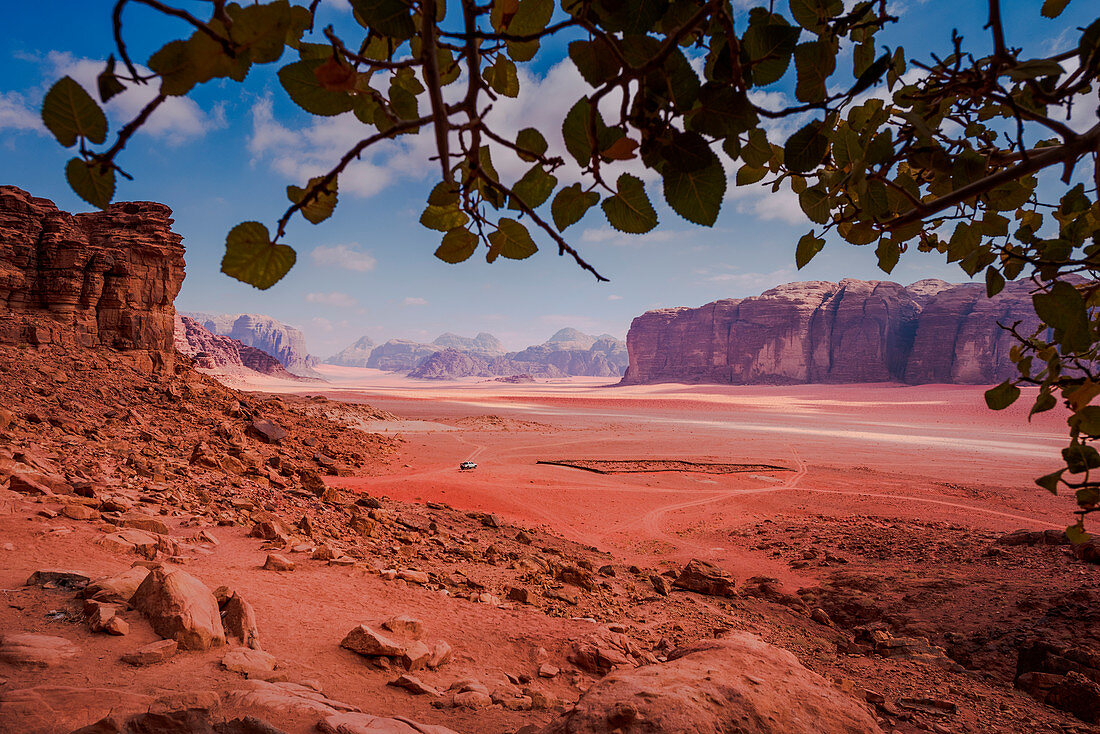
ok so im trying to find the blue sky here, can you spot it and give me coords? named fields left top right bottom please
left=0, top=1, right=1093, bottom=356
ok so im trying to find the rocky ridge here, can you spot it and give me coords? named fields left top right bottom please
left=174, top=315, right=301, bottom=380
left=622, top=278, right=1037, bottom=385
left=0, top=186, right=185, bottom=373
left=187, top=313, right=320, bottom=378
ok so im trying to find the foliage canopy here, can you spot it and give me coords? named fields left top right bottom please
left=42, top=0, right=1100, bottom=535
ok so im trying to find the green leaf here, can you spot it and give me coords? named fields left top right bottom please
left=784, top=120, right=828, bottom=174
left=799, top=185, right=830, bottom=224
left=420, top=203, right=469, bottom=232
left=736, top=164, right=767, bottom=186
left=985, top=381, right=1021, bottom=410
left=286, top=176, right=338, bottom=225
left=428, top=181, right=460, bottom=206
left=743, top=22, right=800, bottom=86
left=1040, top=0, right=1070, bottom=18
left=1066, top=521, right=1091, bottom=545
left=350, top=0, right=415, bottom=40
left=147, top=40, right=199, bottom=97
left=876, top=239, right=900, bottom=273
left=65, top=158, right=115, bottom=209
left=1077, top=487, right=1100, bottom=509
left=41, top=77, right=107, bottom=147
left=1034, top=281, right=1090, bottom=352
left=484, top=56, right=519, bottom=98
left=794, top=41, right=835, bottom=103
left=434, top=227, right=478, bottom=264
left=569, top=39, right=622, bottom=87
left=741, top=129, right=772, bottom=168
left=1036, top=469, right=1064, bottom=494
left=97, top=56, right=125, bottom=103
left=487, top=218, right=538, bottom=262
left=278, top=59, right=354, bottom=116
left=516, top=128, right=548, bottom=162
left=660, top=133, right=726, bottom=226
left=795, top=232, right=824, bottom=268
left=509, top=0, right=554, bottom=35
left=985, top=266, right=1005, bottom=297
left=690, top=83, right=759, bottom=138
left=552, top=184, right=600, bottom=231
left=562, top=97, right=592, bottom=166
left=789, top=0, right=843, bottom=30
left=1071, top=406, right=1100, bottom=436
left=227, top=0, right=292, bottom=64
left=511, top=166, right=557, bottom=210
left=602, top=174, right=658, bottom=234
left=221, top=222, right=296, bottom=290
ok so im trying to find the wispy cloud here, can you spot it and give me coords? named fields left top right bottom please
left=306, top=291, right=358, bottom=308
left=310, top=243, right=377, bottom=272
left=47, top=52, right=221, bottom=145
left=0, top=91, right=43, bottom=134
left=403, top=296, right=428, bottom=306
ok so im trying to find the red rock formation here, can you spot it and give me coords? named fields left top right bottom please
left=0, top=186, right=185, bottom=372
left=622, top=278, right=1038, bottom=386
left=174, top=315, right=298, bottom=379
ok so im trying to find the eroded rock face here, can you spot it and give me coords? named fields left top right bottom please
left=175, top=316, right=298, bottom=379
left=541, top=634, right=882, bottom=734
left=129, top=567, right=226, bottom=650
left=187, top=313, right=318, bottom=377
left=622, top=278, right=1037, bottom=385
left=0, top=186, right=185, bottom=371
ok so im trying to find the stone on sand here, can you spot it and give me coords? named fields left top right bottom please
left=129, top=566, right=226, bottom=650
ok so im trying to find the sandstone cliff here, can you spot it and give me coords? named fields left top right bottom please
left=325, top=335, right=376, bottom=367
left=408, top=331, right=628, bottom=380
left=622, top=279, right=1038, bottom=386
left=174, top=315, right=299, bottom=379
left=187, top=312, right=319, bottom=377
left=0, top=186, right=185, bottom=372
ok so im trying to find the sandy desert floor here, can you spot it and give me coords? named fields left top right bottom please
left=255, top=366, right=1078, bottom=588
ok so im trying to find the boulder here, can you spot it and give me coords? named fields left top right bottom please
left=129, top=567, right=226, bottom=650
left=541, top=634, right=881, bottom=733
left=0, top=634, right=78, bottom=667
left=120, top=639, right=178, bottom=666
left=263, top=554, right=294, bottom=572
left=221, top=591, right=261, bottom=650
left=250, top=419, right=288, bottom=444
left=673, top=559, right=736, bottom=597
left=341, top=625, right=407, bottom=658
left=317, top=712, right=460, bottom=734
left=26, top=569, right=91, bottom=590
left=221, top=680, right=360, bottom=720
left=84, top=567, right=151, bottom=603
left=223, top=647, right=278, bottom=679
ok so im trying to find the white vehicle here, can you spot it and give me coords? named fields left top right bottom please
left=459, top=461, right=477, bottom=470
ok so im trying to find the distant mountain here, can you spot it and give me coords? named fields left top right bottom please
left=365, top=339, right=440, bottom=371
left=433, top=332, right=504, bottom=355
left=174, top=315, right=300, bottom=380
left=408, top=330, right=628, bottom=379
left=185, top=312, right=319, bottom=377
left=325, top=335, right=376, bottom=367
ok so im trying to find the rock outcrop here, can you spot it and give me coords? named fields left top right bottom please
left=621, top=278, right=1038, bottom=385
left=188, top=312, right=319, bottom=377
left=540, top=633, right=882, bottom=733
left=0, top=186, right=185, bottom=372
left=324, top=335, right=376, bottom=367
left=365, top=338, right=441, bottom=371
left=408, top=331, right=628, bottom=380
left=175, top=315, right=299, bottom=379
left=433, top=331, right=504, bottom=355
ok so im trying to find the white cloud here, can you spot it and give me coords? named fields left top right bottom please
left=699, top=267, right=795, bottom=291
left=306, top=291, right=358, bottom=308
left=580, top=227, right=685, bottom=246
left=607, top=294, right=623, bottom=301
left=403, top=296, right=428, bottom=306
left=48, top=52, right=219, bottom=145
left=310, top=243, right=377, bottom=272
left=0, top=92, right=42, bottom=133
left=310, top=316, right=335, bottom=332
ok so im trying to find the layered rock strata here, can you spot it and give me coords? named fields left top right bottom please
left=621, top=278, right=1038, bottom=385
left=0, top=186, right=185, bottom=371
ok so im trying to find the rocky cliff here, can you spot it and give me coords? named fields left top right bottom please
left=433, top=331, right=504, bottom=355
left=408, top=332, right=629, bottom=380
left=365, top=338, right=441, bottom=371
left=621, top=278, right=1038, bottom=386
left=324, top=335, right=376, bottom=367
left=187, top=312, right=319, bottom=377
left=174, top=315, right=299, bottom=379
left=0, top=186, right=185, bottom=372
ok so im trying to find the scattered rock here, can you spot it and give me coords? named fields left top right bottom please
left=263, top=554, right=294, bottom=572
left=0, top=634, right=78, bottom=667
left=26, top=569, right=91, bottom=590
left=250, top=419, right=287, bottom=444
left=673, top=558, right=736, bottom=597
left=120, top=639, right=178, bottom=666
left=221, top=590, right=262, bottom=650
left=317, top=712, right=459, bottom=734
left=83, top=567, right=151, bottom=603
left=541, top=633, right=882, bottom=733
left=223, top=647, right=278, bottom=679
left=129, top=566, right=226, bottom=650
left=388, top=674, right=439, bottom=696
